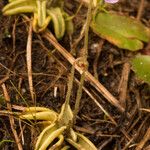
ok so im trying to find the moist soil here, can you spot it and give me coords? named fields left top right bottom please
left=0, top=0, right=150, bottom=150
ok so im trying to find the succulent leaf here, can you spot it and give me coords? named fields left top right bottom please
left=131, top=55, right=150, bottom=84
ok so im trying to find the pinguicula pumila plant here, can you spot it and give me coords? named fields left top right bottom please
left=2, top=0, right=73, bottom=39
left=18, top=64, right=97, bottom=150
left=2, top=0, right=97, bottom=149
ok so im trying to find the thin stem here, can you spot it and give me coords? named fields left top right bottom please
left=73, top=71, right=85, bottom=124
left=83, top=0, right=92, bottom=59
left=58, top=64, right=75, bottom=127
left=73, top=0, right=92, bottom=124
left=64, top=65, right=75, bottom=109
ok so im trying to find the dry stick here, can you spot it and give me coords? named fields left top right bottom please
left=134, top=89, right=142, bottom=111
left=118, top=62, right=130, bottom=108
left=144, top=145, right=150, bottom=150
left=43, top=31, right=125, bottom=113
left=135, top=127, right=150, bottom=150
left=1, top=84, right=23, bottom=150
left=93, top=40, right=104, bottom=79
left=136, top=0, right=145, bottom=20
left=18, top=121, right=25, bottom=146
left=12, top=17, right=17, bottom=53
left=140, top=108, right=150, bottom=113
left=0, top=63, right=14, bottom=74
left=0, top=76, right=9, bottom=86
left=120, top=105, right=141, bottom=144
left=122, top=115, right=149, bottom=150
left=74, top=126, right=95, bottom=134
left=98, top=137, right=113, bottom=150
left=26, top=20, right=35, bottom=103
left=127, top=116, right=141, bottom=134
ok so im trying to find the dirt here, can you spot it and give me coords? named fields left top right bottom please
left=0, top=0, right=150, bottom=150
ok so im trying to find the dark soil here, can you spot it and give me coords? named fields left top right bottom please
left=0, top=0, right=150, bottom=150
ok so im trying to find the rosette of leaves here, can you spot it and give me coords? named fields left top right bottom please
left=19, top=64, right=97, bottom=149
left=19, top=105, right=97, bottom=150
left=2, top=0, right=73, bottom=39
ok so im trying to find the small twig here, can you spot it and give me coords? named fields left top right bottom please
left=140, top=108, right=150, bottom=113
left=0, top=76, right=9, bottom=86
left=136, top=0, right=145, bottom=20
left=122, top=137, right=135, bottom=150
left=12, top=17, right=18, bottom=53
left=134, top=89, right=142, bottom=112
left=0, top=63, right=15, bottom=75
left=1, top=84, right=23, bottom=150
left=135, top=127, right=150, bottom=150
left=26, top=20, right=35, bottom=103
left=19, top=120, right=25, bottom=145
left=98, top=137, right=113, bottom=150
left=144, top=145, right=150, bottom=150
left=122, top=115, right=149, bottom=150
left=93, top=40, right=104, bottom=79
left=118, top=62, right=130, bottom=108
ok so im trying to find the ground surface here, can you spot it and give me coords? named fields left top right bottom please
left=0, top=0, right=150, bottom=150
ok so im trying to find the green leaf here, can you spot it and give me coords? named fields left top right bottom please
left=47, top=8, right=65, bottom=39
left=91, top=12, right=150, bottom=51
left=131, top=55, right=150, bottom=84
